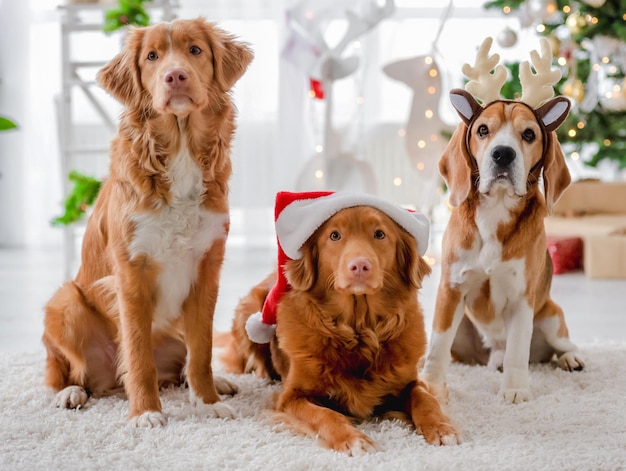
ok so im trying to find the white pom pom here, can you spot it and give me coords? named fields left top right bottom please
left=245, top=311, right=276, bottom=344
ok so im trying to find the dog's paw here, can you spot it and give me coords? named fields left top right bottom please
left=130, top=411, right=167, bottom=428
left=54, top=386, right=89, bottom=409
left=556, top=351, right=585, bottom=371
left=418, top=422, right=462, bottom=446
left=214, top=375, right=238, bottom=396
left=194, top=400, right=236, bottom=419
left=332, top=433, right=378, bottom=456
left=500, top=387, right=533, bottom=404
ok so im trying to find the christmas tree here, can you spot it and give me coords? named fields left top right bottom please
left=484, top=0, right=626, bottom=170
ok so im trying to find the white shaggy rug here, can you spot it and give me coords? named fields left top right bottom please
left=1, top=344, right=625, bottom=470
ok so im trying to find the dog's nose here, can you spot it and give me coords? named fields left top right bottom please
left=164, top=68, right=189, bottom=87
left=491, top=145, right=516, bottom=166
left=348, top=257, right=372, bottom=277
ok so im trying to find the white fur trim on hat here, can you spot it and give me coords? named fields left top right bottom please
left=275, top=191, right=430, bottom=259
left=245, top=311, right=276, bottom=344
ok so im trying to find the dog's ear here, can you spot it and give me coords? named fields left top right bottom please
left=97, top=27, right=144, bottom=106
left=205, top=21, right=254, bottom=92
left=440, top=123, right=473, bottom=207
left=284, top=242, right=317, bottom=291
left=397, top=231, right=431, bottom=289
left=542, top=131, right=571, bottom=215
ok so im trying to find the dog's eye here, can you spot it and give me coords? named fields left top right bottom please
left=522, top=129, right=536, bottom=142
left=374, top=230, right=386, bottom=240
left=147, top=51, right=158, bottom=61
left=329, top=231, right=341, bottom=241
left=477, top=124, right=489, bottom=138
left=189, top=45, right=202, bottom=55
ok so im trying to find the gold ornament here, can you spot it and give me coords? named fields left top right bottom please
left=566, top=12, right=587, bottom=35
left=562, top=77, right=585, bottom=103
left=546, top=35, right=561, bottom=57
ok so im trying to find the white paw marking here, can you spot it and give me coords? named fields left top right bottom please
left=130, top=411, right=167, bottom=428
left=501, top=387, right=533, bottom=404
left=193, top=401, right=236, bottom=419
left=54, top=386, right=88, bottom=409
left=441, top=433, right=462, bottom=446
left=556, top=351, right=585, bottom=371
left=344, top=436, right=378, bottom=456
left=214, top=376, right=238, bottom=395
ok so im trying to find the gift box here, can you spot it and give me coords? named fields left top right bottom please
left=547, top=237, right=583, bottom=274
left=545, top=180, right=626, bottom=279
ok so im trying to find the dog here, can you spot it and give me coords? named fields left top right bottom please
left=220, top=204, right=460, bottom=455
left=422, top=38, right=584, bottom=405
left=42, top=18, right=253, bottom=426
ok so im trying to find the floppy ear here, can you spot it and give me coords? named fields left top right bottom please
left=440, top=124, right=473, bottom=207
left=207, top=22, right=254, bottom=92
left=396, top=231, right=431, bottom=290
left=97, top=27, right=144, bottom=106
left=284, top=243, right=317, bottom=291
left=542, top=132, right=571, bottom=215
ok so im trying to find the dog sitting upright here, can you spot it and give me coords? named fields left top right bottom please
left=220, top=191, right=460, bottom=455
left=422, top=38, right=584, bottom=405
left=42, top=19, right=253, bottom=426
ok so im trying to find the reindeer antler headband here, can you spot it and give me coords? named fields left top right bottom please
left=450, top=37, right=571, bottom=160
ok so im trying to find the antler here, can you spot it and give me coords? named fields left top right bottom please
left=519, top=37, right=562, bottom=108
left=462, top=37, right=507, bottom=105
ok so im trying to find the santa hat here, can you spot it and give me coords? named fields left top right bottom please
left=245, top=191, right=430, bottom=344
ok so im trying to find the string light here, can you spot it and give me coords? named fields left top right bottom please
left=429, top=68, right=438, bottom=78
left=393, top=177, right=402, bottom=186
left=398, top=128, right=406, bottom=137
left=577, top=121, right=585, bottom=129
left=427, top=86, right=436, bottom=95
left=424, top=109, right=433, bottom=119
left=416, top=162, right=425, bottom=170
left=558, top=57, right=567, bottom=66
left=503, top=6, right=511, bottom=14
left=603, top=139, right=611, bottom=146
left=568, top=129, right=577, bottom=137
left=417, top=140, right=426, bottom=148
left=315, top=170, right=324, bottom=179
left=571, top=152, right=579, bottom=161
left=563, top=5, right=571, bottom=13
left=536, top=24, right=546, bottom=33
left=424, top=56, right=433, bottom=65
left=315, top=145, right=323, bottom=153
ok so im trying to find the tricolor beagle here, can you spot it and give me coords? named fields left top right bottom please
left=422, top=38, right=584, bottom=405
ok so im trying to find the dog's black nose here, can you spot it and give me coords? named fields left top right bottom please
left=491, top=145, right=516, bottom=166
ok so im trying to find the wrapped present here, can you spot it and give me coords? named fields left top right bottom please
left=547, top=237, right=583, bottom=275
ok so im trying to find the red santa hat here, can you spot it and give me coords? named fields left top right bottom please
left=245, top=191, right=430, bottom=344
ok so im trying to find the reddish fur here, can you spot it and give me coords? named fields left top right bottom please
left=221, top=207, right=459, bottom=453
left=42, top=19, right=253, bottom=419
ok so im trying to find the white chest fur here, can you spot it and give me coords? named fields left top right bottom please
left=128, top=146, right=228, bottom=330
left=449, top=196, right=527, bottom=341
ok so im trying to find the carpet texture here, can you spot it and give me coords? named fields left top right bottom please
left=1, top=344, right=625, bottom=470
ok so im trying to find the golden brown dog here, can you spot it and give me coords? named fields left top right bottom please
left=42, top=18, right=253, bottom=426
left=221, top=205, right=460, bottom=455
left=422, top=38, right=584, bottom=405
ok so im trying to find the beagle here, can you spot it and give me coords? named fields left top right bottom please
left=422, top=38, right=584, bottom=405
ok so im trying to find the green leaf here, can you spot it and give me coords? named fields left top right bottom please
left=0, top=117, right=17, bottom=131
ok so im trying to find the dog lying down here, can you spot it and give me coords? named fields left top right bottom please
left=219, top=192, right=460, bottom=455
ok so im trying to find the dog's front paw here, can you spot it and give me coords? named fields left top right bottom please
left=214, top=375, right=238, bottom=395
left=130, top=411, right=167, bottom=428
left=500, top=387, right=533, bottom=404
left=194, top=400, right=236, bottom=419
left=418, top=422, right=461, bottom=446
left=54, top=385, right=89, bottom=409
left=332, top=432, right=378, bottom=456
left=556, top=351, right=585, bottom=371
